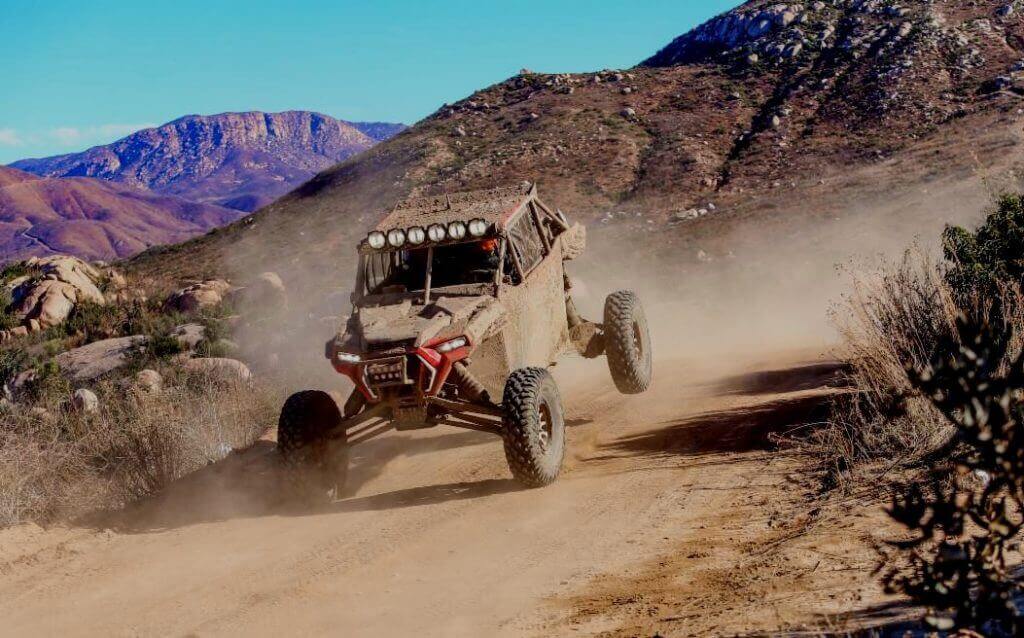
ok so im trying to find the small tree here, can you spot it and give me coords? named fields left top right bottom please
left=883, top=310, right=1024, bottom=634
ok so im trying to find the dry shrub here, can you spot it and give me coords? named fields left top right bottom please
left=0, top=367, right=277, bottom=526
left=881, top=312, right=1024, bottom=634
left=812, top=250, right=1024, bottom=487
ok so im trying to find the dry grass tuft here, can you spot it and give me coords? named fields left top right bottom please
left=0, top=367, right=277, bottom=526
left=809, top=250, right=1024, bottom=489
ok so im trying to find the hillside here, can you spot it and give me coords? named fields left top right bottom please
left=127, top=0, right=1024, bottom=294
left=0, top=165, right=242, bottom=262
left=11, top=111, right=407, bottom=212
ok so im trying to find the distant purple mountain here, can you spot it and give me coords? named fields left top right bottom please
left=11, top=111, right=407, bottom=212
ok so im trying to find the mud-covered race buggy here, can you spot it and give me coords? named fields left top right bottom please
left=279, top=182, right=652, bottom=499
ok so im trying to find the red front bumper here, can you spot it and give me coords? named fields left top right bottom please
left=329, top=338, right=472, bottom=403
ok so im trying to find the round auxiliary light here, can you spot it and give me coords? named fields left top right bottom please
left=427, top=223, right=447, bottom=242
left=387, top=228, right=406, bottom=247
left=447, top=221, right=467, bottom=240
left=367, top=231, right=386, bottom=250
left=407, top=226, right=426, bottom=245
left=468, top=218, right=488, bottom=237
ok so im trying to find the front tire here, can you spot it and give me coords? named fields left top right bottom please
left=501, top=368, right=566, bottom=487
left=278, top=390, right=348, bottom=503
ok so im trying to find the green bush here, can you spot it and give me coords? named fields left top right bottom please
left=0, top=289, right=17, bottom=331
left=0, top=348, right=28, bottom=388
left=147, top=334, right=184, bottom=361
left=943, top=194, right=1024, bottom=300
left=0, top=262, right=32, bottom=282
left=62, top=302, right=122, bottom=341
left=21, top=360, right=70, bottom=406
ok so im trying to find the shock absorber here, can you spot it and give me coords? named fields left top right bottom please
left=450, top=361, right=492, bottom=404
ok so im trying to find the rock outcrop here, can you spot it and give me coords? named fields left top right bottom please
left=163, top=280, right=231, bottom=313
left=5, top=256, right=116, bottom=332
left=55, top=335, right=148, bottom=382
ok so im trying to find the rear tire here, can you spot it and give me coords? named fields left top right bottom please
left=604, top=290, right=653, bottom=394
left=501, top=368, right=565, bottom=487
left=278, top=390, right=348, bottom=503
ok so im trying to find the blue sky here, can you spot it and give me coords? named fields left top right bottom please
left=0, top=1, right=738, bottom=164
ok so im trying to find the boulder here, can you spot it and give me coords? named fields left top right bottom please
left=183, top=357, right=252, bottom=384
left=171, top=323, right=207, bottom=350
left=134, top=369, right=163, bottom=395
left=225, top=272, right=287, bottom=311
left=71, top=388, right=99, bottom=413
left=672, top=209, right=704, bottom=222
left=10, top=255, right=107, bottom=328
left=163, top=279, right=230, bottom=313
left=55, top=335, right=148, bottom=382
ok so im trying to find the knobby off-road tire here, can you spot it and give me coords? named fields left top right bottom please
left=501, top=368, right=566, bottom=487
left=604, top=290, right=653, bottom=394
left=277, top=390, right=348, bottom=503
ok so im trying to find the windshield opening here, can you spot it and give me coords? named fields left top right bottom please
left=362, top=239, right=504, bottom=296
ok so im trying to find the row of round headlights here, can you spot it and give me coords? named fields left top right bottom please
left=366, top=218, right=489, bottom=249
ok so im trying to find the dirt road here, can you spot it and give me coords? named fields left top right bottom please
left=0, top=352, right=893, bottom=636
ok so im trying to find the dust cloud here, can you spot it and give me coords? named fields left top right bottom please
left=572, top=170, right=999, bottom=368
left=218, top=164, right=1005, bottom=411
left=119, top=164, right=1007, bottom=531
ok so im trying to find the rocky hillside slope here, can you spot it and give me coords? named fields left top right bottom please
left=12, top=111, right=407, bottom=212
left=127, top=0, right=1024, bottom=291
left=0, top=166, right=242, bottom=262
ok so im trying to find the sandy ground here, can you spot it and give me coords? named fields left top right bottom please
left=0, top=350, right=900, bottom=637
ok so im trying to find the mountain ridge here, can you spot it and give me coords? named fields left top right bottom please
left=11, top=111, right=407, bottom=212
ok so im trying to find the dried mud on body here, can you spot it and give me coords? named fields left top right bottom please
left=0, top=349, right=896, bottom=637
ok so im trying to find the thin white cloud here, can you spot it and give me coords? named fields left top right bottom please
left=49, top=127, right=82, bottom=144
left=0, top=128, right=23, bottom=146
left=48, top=123, right=156, bottom=146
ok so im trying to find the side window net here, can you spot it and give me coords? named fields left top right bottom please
left=509, top=212, right=545, bottom=277
left=364, top=251, right=399, bottom=294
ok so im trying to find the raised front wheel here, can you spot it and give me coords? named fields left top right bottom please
left=604, top=290, right=653, bottom=394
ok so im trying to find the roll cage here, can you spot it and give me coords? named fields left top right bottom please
left=353, top=193, right=572, bottom=307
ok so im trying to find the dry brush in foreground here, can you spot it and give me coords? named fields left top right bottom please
left=0, top=364, right=276, bottom=526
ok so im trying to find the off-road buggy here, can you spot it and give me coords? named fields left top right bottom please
left=279, top=182, right=652, bottom=499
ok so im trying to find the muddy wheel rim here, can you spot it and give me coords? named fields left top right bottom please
left=538, top=401, right=553, bottom=451
left=632, top=320, right=643, bottom=357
